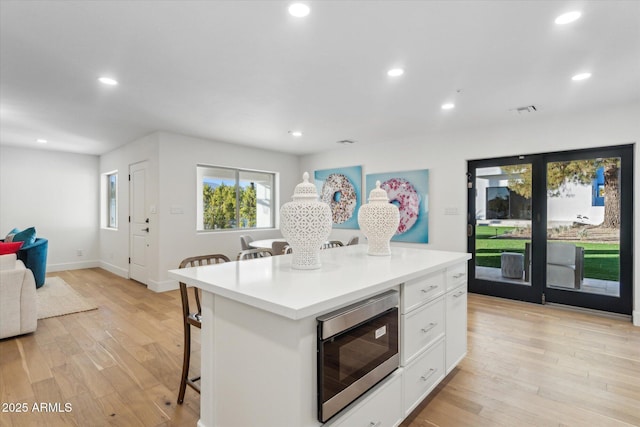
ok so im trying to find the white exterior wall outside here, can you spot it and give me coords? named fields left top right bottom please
left=475, top=174, right=604, bottom=226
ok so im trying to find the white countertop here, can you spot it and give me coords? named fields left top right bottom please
left=168, top=245, right=470, bottom=320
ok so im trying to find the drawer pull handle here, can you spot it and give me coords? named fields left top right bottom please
left=453, top=273, right=466, bottom=279
left=421, top=322, right=437, bottom=333
left=453, top=291, right=466, bottom=298
left=420, top=368, right=437, bottom=381
left=421, top=285, right=438, bottom=293
left=369, top=422, right=382, bottom=427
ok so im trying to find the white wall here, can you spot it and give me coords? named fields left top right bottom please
left=300, top=103, right=640, bottom=325
left=155, top=132, right=300, bottom=291
left=0, top=146, right=99, bottom=271
left=547, top=183, right=604, bottom=226
left=99, top=133, right=160, bottom=279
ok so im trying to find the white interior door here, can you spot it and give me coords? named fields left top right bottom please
left=129, top=161, right=149, bottom=284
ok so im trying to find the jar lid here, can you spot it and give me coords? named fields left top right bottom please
left=368, top=181, right=389, bottom=202
left=292, top=172, right=319, bottom=200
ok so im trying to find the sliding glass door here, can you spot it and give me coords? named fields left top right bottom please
left=467, top=155, right=543, bottom=303
left=467, top=145, right=633, bottom=315
left=543, top=146, right=633, bottom=314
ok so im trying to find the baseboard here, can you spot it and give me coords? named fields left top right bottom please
left=147, top=278, right=178, bottom=293
left=98, top=261, right=129, bottom=279
left=48, top=260, right=100, bottom=272
left=634, top=310, right=640, bottom=327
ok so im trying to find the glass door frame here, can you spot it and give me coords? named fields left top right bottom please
left=468, top=144, right=633, bottom=315
left=467, top=154, right=546, bottom=304
left=542, top=145, right=633, bottom=315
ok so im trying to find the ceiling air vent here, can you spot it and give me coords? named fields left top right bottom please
left=336, top=139, right=356, bottom=144
left=514, top=105, right=537, bottom=114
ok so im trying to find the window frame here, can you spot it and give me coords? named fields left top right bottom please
left=102, top=171, right=118, bottom=230
left=197, top=164, right=276, bottom=232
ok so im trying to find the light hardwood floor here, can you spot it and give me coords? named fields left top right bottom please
left=1, top=268, right=639, bottom=426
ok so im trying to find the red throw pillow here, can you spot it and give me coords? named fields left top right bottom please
left=0, top=241, right=24, bottom=255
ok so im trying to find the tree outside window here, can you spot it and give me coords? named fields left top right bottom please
left=197, top=166, right=274, bottom=231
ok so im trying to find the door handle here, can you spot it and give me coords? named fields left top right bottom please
left=467, top=224, right=473, bottom=237
left=143, top=227, right=149, bottom=232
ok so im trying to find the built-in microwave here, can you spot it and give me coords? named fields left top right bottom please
left=316, top=289, right=399, bottom=423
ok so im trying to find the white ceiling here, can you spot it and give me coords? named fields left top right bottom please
left=1, top=1, right=639, bottom=156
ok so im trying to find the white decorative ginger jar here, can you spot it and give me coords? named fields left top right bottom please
left=280, top=172, right=333, bottom=269
left=358, top=180, right=400, bottom=256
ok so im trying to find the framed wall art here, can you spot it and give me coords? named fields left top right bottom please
left=365, top=169, right=429, bottom=243
left=314, top=166, right=362, bottom=229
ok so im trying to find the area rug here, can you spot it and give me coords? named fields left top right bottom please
left=37, top=277, right=98, bottom=319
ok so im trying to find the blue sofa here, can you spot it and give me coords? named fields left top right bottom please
left=16, top=238, right=48, bottom=288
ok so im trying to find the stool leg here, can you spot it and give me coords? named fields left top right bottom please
left=177, top=323, right=191, bottom=404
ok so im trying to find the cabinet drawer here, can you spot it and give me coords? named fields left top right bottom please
left=446, top=263, right=467, bottom=290
left=401, top=297, right=445, bottom=365
left=328, top=372, right=402, bottom=427
left=402, top=271, right=445, bottom=313
left=403, top=339, right=445, bottom=416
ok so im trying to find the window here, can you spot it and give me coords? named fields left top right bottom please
left=103, top=171, right=118, bottom=229
left=592, top=166, right=605, bottom=206
left=485, top=186, right=531, bottom=220
left=197, top=165, right=275, bottom=231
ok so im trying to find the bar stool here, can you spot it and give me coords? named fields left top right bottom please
left=177, top=253, right=230, bottom=404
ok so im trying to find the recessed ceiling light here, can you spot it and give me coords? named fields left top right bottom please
left=36, top=138, right=47, bottom=144
left=387, top=68, right=404, bottom=77
left=98, top=77, right=118, bottom=86
left=555, top=11, right=581, bottom=25
left=288, top=3, right=310, bottom=17
left=441, top=103, right=455, bottom=110
left=289, top=131, right=303, bottom=137
left=571, top=72, right=592, bottom=81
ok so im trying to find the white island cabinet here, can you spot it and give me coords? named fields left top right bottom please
left=168, top=245, right=470, bottom=427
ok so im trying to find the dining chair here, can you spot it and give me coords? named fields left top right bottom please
left=177, top=253, right=230, bottom=404
left=237, top=248, right=274, bottom=260
left=240, top=235, right=254, bottom=250
left=346, top=236, right=359, bottom=246
left=321, top=240, right=344, bottom=249
left=271, top=241, right=289, bottom=255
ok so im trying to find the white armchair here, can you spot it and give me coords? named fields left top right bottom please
left=546, top=242, right=584, bottom=289
left=0, top=254, right=38, bottom=339
left=524, top=242, right=584, bottom=289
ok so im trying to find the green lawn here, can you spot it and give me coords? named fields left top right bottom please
left=474, top=226, right=620, bottom=281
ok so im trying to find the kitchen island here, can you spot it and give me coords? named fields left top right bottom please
left=169, top=245, right=470, bottom=427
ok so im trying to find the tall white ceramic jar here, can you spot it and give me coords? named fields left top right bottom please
left=358, top=181, right=400, bottom=256
left=280, top=172, right=333, bottom=269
